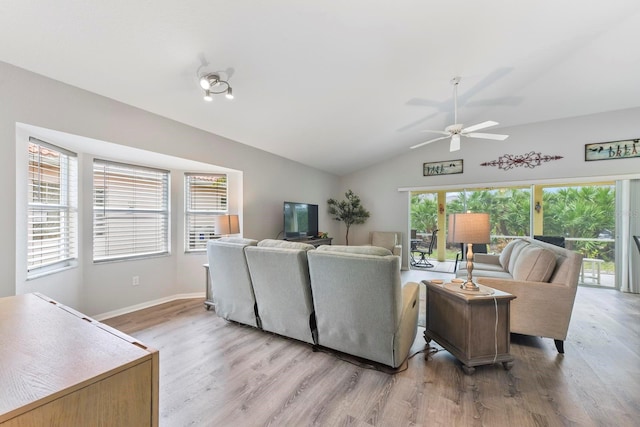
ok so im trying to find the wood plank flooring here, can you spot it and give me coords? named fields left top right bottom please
left=103, top=283, right=640, bottom=427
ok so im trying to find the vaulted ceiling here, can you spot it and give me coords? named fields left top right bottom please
left=2, top=1, right=640, bottom=175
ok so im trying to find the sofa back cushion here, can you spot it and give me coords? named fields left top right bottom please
left=499, top=239, right=520, bottom=269
left=315, top=245, right=392, bottom=256
left=507, top=239, right=531, bottom=273
left=511, top=245, right=557, bottom=282
left=257, top=238, right=315, bottom=251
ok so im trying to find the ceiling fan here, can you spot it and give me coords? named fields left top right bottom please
left=410, top=76, right=509, bottom=152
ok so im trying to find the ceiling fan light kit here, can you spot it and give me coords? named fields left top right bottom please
left=411, top=76, right=509, bottom=151
left=199, top=73, right=233, bottom=101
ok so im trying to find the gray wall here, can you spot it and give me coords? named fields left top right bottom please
left=339, top=108, right=640, bottom=267
left=2, top=61, right=339, bottom=315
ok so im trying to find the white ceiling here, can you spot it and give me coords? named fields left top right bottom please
left=2, top=1, right=640, bottom=176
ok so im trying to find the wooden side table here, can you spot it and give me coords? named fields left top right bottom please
left=423, top=280, right=516, bottom=375
left=203, top=263, right=214, bottom=310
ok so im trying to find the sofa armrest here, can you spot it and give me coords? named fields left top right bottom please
left=476, top=276, right=578, bottom=341
left=474, top=253, right=500, bottom=265
left=393, top=245, right=402, bottom=257
left=393, top=282, right=420, bottom=367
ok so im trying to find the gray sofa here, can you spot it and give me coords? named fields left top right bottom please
left=456, top=238, right=583, bottom=352
left=207, top=239, right=420, bottom=368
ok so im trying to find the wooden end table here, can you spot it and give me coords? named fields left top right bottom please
left=424, top=280, right=516, bottom=375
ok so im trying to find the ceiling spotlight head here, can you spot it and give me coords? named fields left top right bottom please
left=225, top=87, right=234, bottom=100
left=203, top=90, right=213, bottom=102
left=199, top=73, right=220, bottom=90
left=200, top=76, right=211, bottom=90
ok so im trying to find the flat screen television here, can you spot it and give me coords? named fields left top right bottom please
left=284, top=201, right=319, bottom=239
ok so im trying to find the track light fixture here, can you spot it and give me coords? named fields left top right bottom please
left=199, top=73, right=233, bottom=101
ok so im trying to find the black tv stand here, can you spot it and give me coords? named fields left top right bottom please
left=284, top=237, right=333, bottom=248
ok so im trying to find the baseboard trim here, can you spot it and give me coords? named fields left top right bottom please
left=93, top=292, right=205, bottom=321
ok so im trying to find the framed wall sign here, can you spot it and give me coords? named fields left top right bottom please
left=423, top=159, right=463, bottom=176
left=585, top=139, right=640, bottom=161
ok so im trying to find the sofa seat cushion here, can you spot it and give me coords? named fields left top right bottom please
left=467, top=262, right=506, bottom=273
left=468, top=270, right=514, bottom=280
left=512, top=245, right=557, bottom=282
left=315, top=245, right=392, bottom=256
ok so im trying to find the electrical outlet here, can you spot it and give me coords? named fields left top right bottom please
left=132, top=276, right=140, bottom=286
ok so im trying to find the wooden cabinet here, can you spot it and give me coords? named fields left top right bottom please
left=424, top=281, right=515, bottom=374
left=0, top=293, right=158, bottom=426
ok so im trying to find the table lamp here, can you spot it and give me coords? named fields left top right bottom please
left=448, top=212, right=490, bottom=291
left=214, top=214, right=240, bottom=236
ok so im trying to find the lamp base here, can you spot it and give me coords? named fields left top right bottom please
left=461, top=280, right=480, bottom=291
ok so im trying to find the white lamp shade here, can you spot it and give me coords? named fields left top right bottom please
left=214, top=214, right=240, bottom=235
left=447, top=213, right=490, bottom=244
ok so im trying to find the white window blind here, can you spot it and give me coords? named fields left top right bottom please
left=185, top=173, right=228, bottom=251
left=93, top=160, right=169, bottom=262
left=27, top=138, right=77, bottom=275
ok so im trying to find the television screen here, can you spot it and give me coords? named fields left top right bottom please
left=284, top=202, right=319, bottom=239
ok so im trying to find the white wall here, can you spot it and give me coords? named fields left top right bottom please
left=2, top=61, right=339, bottom=315
left=339, top=108, right=640, bottom=267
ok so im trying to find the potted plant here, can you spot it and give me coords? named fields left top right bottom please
left=327, top=189, right=370, bottom=245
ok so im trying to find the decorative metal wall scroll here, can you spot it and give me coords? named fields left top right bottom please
left=423, top=159, right=463, bottom=176
left=585, top=139, right=640, bottom=161
left=480, top=152, right=562, bottom=171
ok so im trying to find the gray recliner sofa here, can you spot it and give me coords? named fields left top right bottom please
left=307, top=245, right=420, bottom=368
left=245, top=239, right=317, bottom=344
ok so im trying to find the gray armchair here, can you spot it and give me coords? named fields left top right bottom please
left=206, top=237, right=259, bottom=327
left=307, top=245, right=420, bottom=368
left=369, top=231, right=402, bottom=256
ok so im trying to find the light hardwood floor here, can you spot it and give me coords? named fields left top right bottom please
left=103, top=276, right=639, bottom=427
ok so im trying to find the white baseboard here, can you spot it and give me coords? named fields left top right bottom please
left=93, top=292, right=205, bottom=321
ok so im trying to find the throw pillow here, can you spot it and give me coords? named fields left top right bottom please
left=512, top=245, right=557, bottom=282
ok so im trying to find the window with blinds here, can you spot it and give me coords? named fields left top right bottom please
left=93, top=160, right=169, bottom=262
left=27, top=138, right=78, bottom=276
left=185, top=173, right=228, bottom=251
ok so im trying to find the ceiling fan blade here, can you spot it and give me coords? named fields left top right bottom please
left=410, top=135, right=450, bottom=150
left=465, top=132, right=509, bottom=141
left=419, top=129, right=450, bottom=136
left=450, top=135, right=461, bottom=152
left=462, top=120, right=498, bottom=133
